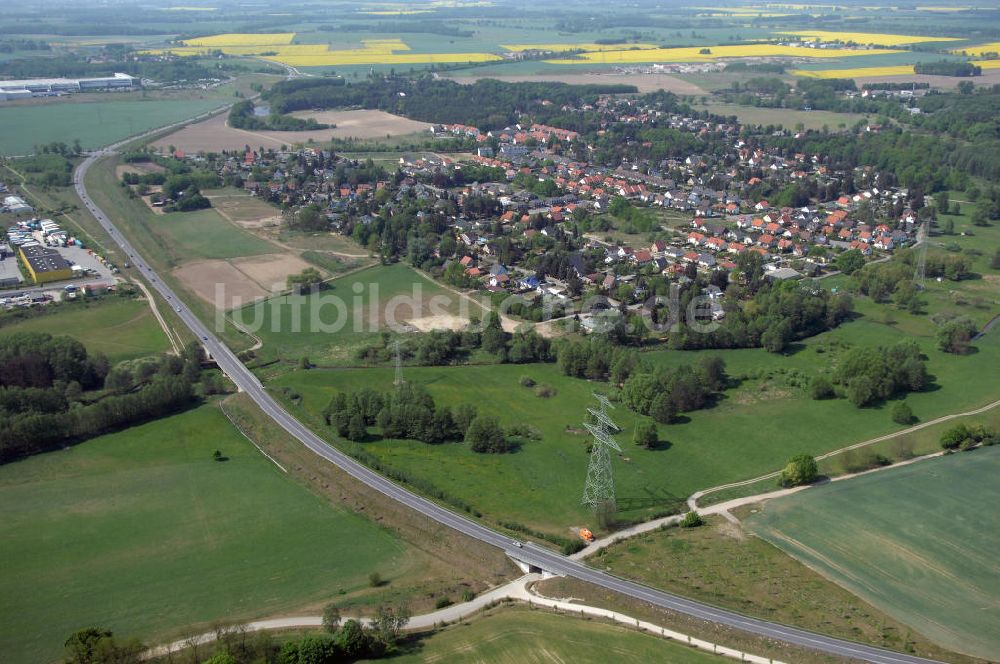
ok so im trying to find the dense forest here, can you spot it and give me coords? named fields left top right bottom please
left=262, top=77, right=638, bottom=130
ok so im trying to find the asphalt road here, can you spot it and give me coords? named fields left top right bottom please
left=74, top=139, right=943, bottom=664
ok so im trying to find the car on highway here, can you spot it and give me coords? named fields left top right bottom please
left=512, top=540, right=523, bottom=548
left=175, top=306, right=181, bottom=312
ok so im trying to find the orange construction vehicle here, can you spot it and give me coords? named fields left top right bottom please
left=579, top=528, right=595, bottom=543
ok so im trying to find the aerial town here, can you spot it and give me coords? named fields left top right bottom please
left=1, top=1, right=998, bottom=664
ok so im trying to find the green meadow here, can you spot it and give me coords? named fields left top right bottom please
left=0, top=297, right=169, bottom=363
left=0, top=404, right=412, bottom=664
left=269, top=309, right=1000, bottom=536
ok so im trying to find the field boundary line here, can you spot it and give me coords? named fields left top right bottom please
left=219, top=397, right=287, bottom=473
left=689, top=397, right=1000, bottom=510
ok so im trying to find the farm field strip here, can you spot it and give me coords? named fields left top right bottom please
left=547, top=44, right=903, bottom=64
left=791, top=65, right=916, bottom=78
left=501, top=42, right=659, bottom=52
left=774, top=30, right=961, bottom=45
left=746, top=446, right=1000, bottom=660
left=184, top=32, right=295, bottom=46
left=953, top=40, right=1000, bottom=56
left=143, top=33, right=501, bottom=67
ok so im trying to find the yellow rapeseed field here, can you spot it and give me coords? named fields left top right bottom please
left=792, top=65, right=916, bottom=78
left=776, top=30, right=959, bottom=45
left=142, top=34, right=501, bottom=67
left=955, top=42, right=1000, bottom=57
left=501, top=43, right=657, bottom=52
left=184, top=33, right=294, bottom=47
left=547, top=43, right=901, bottom=65
left=977, top=59, right=1000, bottom=69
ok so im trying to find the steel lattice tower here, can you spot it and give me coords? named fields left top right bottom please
left=914, top=220, right=929, bottom=285
left=581, top=394, right=621, bottom=509
left=393, top=340, right=404, bottom=386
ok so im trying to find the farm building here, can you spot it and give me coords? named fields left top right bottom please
left=19, top=245, right=73, bottom=284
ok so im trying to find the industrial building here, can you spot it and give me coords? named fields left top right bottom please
left=19, top=245, right=73, bottom=284
left=2, top=195, right=33, bottom=214
left=0, top=243, right=23, bottom=287
left=0, top=73, right=136, bottom=100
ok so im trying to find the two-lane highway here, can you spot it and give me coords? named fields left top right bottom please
left=74, top=143, right=943, bottom=664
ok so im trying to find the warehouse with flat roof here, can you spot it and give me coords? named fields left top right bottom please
left=0, top=73, right=136, bottom=97
left=19, top=245, right=73, bottom=284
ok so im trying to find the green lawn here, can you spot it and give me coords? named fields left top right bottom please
left=747, top=446, right=1000, bottom=660
left=84, top=155, right=275, bottom=266
left=0, top=297, right=169, bottom=363
left=269, top=311, right=1000, bottom=536
left=243, top=262, right=469, bottom=364
left=367, top=608, right=722, bottom=664
left=149, top=207, right=276, bottom=260
left=0, top=404, right=412, bottom=664
left=203, top=187, right=282, bottom=223
left=0, top=99, right=226, bottom=155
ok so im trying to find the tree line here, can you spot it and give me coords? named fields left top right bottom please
left=914, top=60, right=982, bottom=77
left=0, top=336, right=215, bottom=463
left=355, top=314, right=553, bottom=367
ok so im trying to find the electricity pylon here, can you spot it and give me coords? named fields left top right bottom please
left=581, top=394, right=621, bottom=510
left=913, top=220, right=929, bottom=286
left=393, top=340, right=404, bottom=387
